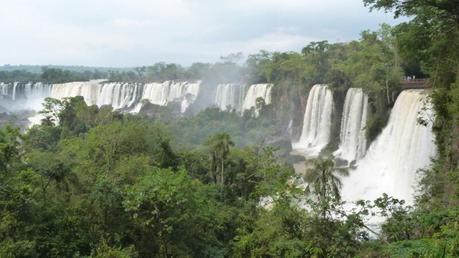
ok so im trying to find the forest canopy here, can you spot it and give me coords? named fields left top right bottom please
left=1, top=0, right=459, bottom=257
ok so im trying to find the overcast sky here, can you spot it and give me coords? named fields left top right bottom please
left=0, top=0, right=402, bottom=67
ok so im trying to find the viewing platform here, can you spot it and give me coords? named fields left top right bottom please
left=401, top=79, right=430, bottom=89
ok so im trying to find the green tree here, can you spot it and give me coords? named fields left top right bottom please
left=304, top=158, right=348, bottom=218
left=206, top=133, right=234, bottom=188
left=232, top=197, right=309, bottom=258
left=123, top=169, right=222, bottom=257
left=0, top=126, right=21, bottom=173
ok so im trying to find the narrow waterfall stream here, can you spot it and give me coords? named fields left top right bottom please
left=333, top=88, right=368, bottom=164
left=293, top=84, right=333, bottom=157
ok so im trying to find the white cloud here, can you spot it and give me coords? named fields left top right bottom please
left=0, top=0, right=401, bottom=66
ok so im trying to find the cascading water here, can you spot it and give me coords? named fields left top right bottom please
left=333, top=88, right=368, bottom=163
left=340, top=90, right=436, bottom=204
left=50, top=80, right=103, bottom=106
left=293, top=84, right=333, bottom=157
left=136, top=81, right=201, bottom=112
left=139, top=82, right=170, bottom=106
left=96, top=82, right=141, bottom=110
left=241, top=83, right=273, bottom=111
left=0, top=79, right=204, bottom=127
left=214, top=83, right=247, bottom=111
left=1, top=80, right=200, bottom=114
left=0, top=82, right=52, bottom=110
left=180, top=81, right=200, bottom=113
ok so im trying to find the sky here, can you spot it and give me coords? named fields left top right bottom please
left=0, top=0, right=403, bottom=67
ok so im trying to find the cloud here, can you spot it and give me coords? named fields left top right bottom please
left=0, top=0, right=401, bottom=66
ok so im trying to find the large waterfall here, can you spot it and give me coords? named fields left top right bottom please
left=2, top=81, right=276, bottom=116
left=137, top=81, right=200, bottom=112
left=96, top=82, right=142, bottom=109
left=1, top=82, right=52, bottom=110
left=294, top=85, right=334, bottom=157
left=1, top=80, right=200, bottom=114
left=214, top=83, right=247, bottom=111
left=241, top=84, right=273, bottom=111
left=333, top=88, right=368, bottom=163
left=340, top=90, right=436, bottom=204
left=50, top=80, right=104, bottom=106
left=50, top=80, right=144, bottom=110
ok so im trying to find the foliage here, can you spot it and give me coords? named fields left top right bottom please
left=0, top=97, right=301, bottom=257
left=304, top=158, right=349, bottom=218
left=1, top=0, right=458, bottom=256
left=356, top=0, right=459, bottom=256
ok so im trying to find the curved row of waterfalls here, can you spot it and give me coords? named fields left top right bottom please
left=0, top=80, right=436, bottom=203
left=0, top=81, right=272, bottom=114
left=0, top=80, right=200, bottom=113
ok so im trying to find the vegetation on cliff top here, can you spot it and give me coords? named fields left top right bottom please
left=1, top=0, right=459, bottom=256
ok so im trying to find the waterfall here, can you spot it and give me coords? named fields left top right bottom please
left=22, top=82, right=53, bottom=110
left=293, top=84, right=333, bottom=157
left=140, top=82, right=169, bottom=106
left=340, top=90, right=436, bottom=204
left=241, top=83, right=272, bottom=111
left=96, top=82, right=141, bottom=110
left=214, top=83, right=246, bottom=111
left=0, top=82, right=52, bottom=110
left=0, top=82, right=7, bottom=96
left=12, top=82, right=18, bottom=100
left=180, top=81, right=201, bottom=113
left=1, top=80, right=200, bottom=115
left=50, top=80, right=103, bottom=106
left=137, top=81, right=201, bottom=112
left=333, top=88, right=368, bottom=163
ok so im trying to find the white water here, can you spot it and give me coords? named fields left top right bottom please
left=214, top=83, right=247, bottom=111
left=293, top=85, right=333, bottom=157
left=96, top=82, right=141, bottom=109
left=51, top=80, right=142, bottom=110
left=341, top=90, right=436, bottom=204
left=50, top=80, right=103, bottom=106
left=334, top=88, right=368, bottom=163
left=0, top=82, right=52, bottom=110
left=137, top=81, right=200, bottom=112
left=1, top=80, right=200, bottom=114
left=241, top=83, right=273, bottom=111
left=180, top=81, right=201, bottom=113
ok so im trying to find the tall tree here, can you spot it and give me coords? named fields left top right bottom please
left=0, top=126, right=21, bottom=173
left=206, top=133, right=234, bottom=188
left=304, top=158, right=349, bottom=218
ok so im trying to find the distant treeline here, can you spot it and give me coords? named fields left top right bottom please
left=1, top=27, right=427, bottom=86
left=0, top=68, right=107, bottom=84
left=0, top=61, right=247, bottom=84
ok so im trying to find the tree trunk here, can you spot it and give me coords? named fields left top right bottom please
left=386, top=78, right=390, bottom=105
left=321, top=170, right=327, bottom=219
left=221, top=158, right=224, bottom=187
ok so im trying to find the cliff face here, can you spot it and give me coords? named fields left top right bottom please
left=270, top=81, right=398, bottom=162
left=270, top=82, right=346, bottom=148
left=270, top=81, right=310, bottom=141
left=292, top=94, right=308, bottom=140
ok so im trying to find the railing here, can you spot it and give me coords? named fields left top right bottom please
left=401, top=79, right=429, bottom=89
